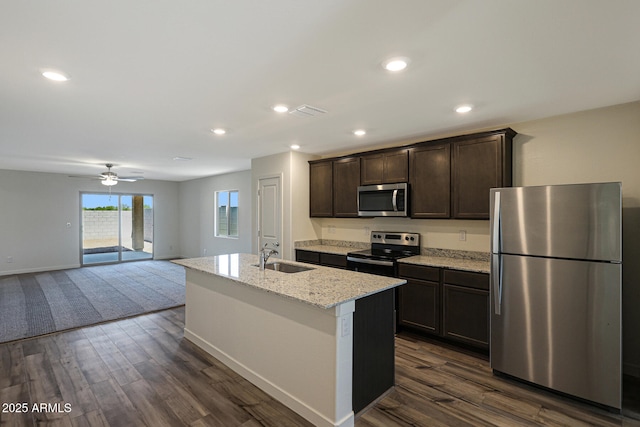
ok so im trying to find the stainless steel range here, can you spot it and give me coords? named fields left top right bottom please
left=347, top=231, right=420, bottom=277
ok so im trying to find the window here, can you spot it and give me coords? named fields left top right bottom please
left=216, top=190, right=239, bottom=237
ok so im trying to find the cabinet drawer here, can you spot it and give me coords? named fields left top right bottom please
left=443, top=269, right=489, bottom=291
left=295, top=250, right=320, bottom=265
left=320, top=253, right=347, bottom=269
left=398, top=263, right=440, bottom=282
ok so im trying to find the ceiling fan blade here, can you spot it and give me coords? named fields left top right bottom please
left=68, top=175, right=102, bottom=179
left=118, top=176, right=144, bottom=182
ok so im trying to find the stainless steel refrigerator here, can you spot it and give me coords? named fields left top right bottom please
left=490, top=182, right=622, bottom=409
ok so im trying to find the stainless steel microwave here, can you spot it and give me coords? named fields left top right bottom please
left=357, top=183, right=409, bottom=217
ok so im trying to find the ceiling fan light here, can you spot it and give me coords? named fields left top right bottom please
left=101, top=177, right=117, bottom=186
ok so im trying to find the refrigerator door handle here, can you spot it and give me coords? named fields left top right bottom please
left=492, top=254, right=502, bottom=315
left=492, top=191, right=503, bottom=315
left=492, top=191, right=501, bottom=254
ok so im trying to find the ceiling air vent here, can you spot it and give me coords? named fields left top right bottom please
left=289, top=104, right=327, bottom=118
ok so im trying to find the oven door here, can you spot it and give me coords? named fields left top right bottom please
left=347, top=256, right=396, bottom=277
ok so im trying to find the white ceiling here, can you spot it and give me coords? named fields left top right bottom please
left=1, top=0, right=639, bottom=181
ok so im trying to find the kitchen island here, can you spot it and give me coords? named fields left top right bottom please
left=173, top=253, right=405, bottom=427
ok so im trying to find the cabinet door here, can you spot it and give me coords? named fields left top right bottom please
left=410, top=143, right=450, bottom=218
left=333, top=157, right=360, bottom=217
left=360, top=149, right=408, bottom=185
left=442, top=284, right=489, bottom=349
left=398, top=264, right=441, bottom=334
left=309, top=161, right=333, bottom=217
left=398, top=278, right=440, bottom=334
left=442, top=270, right=489, bottom=349
left=452, top=134, right=511, bottom=219
left=383, top=149, right=409, bottom=183
left=360, top=154, right=384, bottom=185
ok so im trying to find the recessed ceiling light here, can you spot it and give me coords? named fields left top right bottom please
left=455, top=105, right=473, bottom=113
left=382, top=57, right=410, bottom=72
left=211, top=128, right=226, bottom=135
left=41, top=69, right=70, bottom=82
left=290, top=144, right=300, bottom=150
left=353, top=129, right=366, bottom=136
left=273, top=105, right=289, bottom=113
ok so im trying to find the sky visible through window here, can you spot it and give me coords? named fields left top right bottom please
left=82, top=194, right=153, bottom=209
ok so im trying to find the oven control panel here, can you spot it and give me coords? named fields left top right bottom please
left=370, top=231, right=420, bottom=247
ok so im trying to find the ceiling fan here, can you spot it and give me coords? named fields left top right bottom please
left=70, top=163, right=144, bottom=186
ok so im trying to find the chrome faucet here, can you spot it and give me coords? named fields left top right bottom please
left=259, top=242, right=279, bottom=270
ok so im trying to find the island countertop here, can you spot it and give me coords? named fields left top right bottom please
left=173, top=253, right=405, bottom=309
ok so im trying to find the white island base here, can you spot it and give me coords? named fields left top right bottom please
left=184, top=268, right=356, bottom=427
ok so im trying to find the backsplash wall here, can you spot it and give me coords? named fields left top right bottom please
left=311, top=217, right=490, bottom=253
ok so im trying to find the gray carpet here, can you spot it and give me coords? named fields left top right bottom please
left=0, top=260, right=185, bottom=343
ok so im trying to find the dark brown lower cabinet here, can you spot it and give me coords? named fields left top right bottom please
left=295, top=249, right=320, bottom=264
left=320, top=252, right=347, bottom=269
left=397, top=264, right=441, bottom=334
left=442, top=269, right=489, bottom=349
left=398, top=263, right=489, bottom=351
left=295, top=250, right=347, bottom=269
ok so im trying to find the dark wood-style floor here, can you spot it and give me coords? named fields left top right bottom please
left=1, top=307, right=638, bottom=427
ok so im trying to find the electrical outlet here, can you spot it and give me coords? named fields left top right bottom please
left=459, top=230, right=467, bottom=241
left=364, top=226, right=371, bottom=236
left=341, top=317, right=351, bottom=337
left=203, top=248, right=207, bottom=256
left=7, top=256, right=14, bottom=263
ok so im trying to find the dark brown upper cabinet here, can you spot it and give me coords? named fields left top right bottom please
left=410, top=143, right=451, bottom=218
left=333, top=157, right=360, bottom=217
left=308, top=128, right=515, bottom=219
left=451, top=130, right=514, bottom=219
left=309, top=160, right=333, bottom=217
left=360, top=149, right=409, bottom=185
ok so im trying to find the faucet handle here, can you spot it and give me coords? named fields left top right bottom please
left=274, top=242, right=280, bottom=247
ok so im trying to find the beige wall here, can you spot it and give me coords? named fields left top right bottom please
left=178, top=170, right=253, bottom=258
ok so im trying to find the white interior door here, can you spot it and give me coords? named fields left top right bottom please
left=258, top=176, right=282, bottom=258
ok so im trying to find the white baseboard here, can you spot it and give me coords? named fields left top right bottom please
left=184, top=328, right=354, bottom=427
left=0, top=263, right=81, bottom=277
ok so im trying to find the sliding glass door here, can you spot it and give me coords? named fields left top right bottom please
left=81, top=193, right=154, bottom=265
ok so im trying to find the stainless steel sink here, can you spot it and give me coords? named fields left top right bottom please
left=254, top=262, right=315, bottom=273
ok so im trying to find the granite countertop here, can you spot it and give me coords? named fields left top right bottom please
left=295, top=242, right=490, bottom=274
left=173, top=253, right=405, bottom=309
left=296, top=245, right=354, bottom=256
left=399, top=255, right=490, bottom=274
